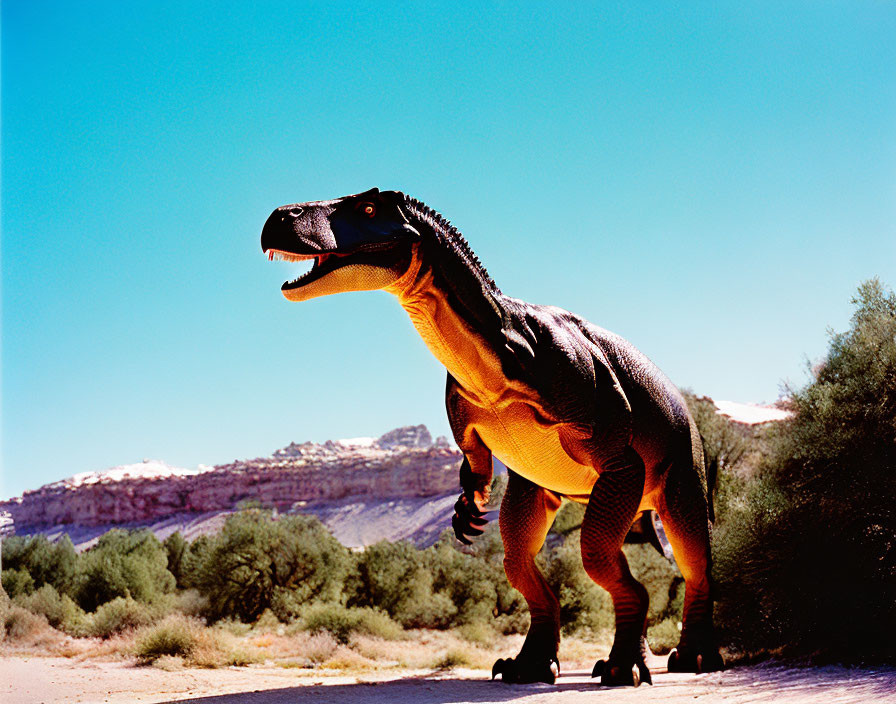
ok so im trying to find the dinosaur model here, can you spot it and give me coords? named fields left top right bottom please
left=260, top=189, right=723, bottom=686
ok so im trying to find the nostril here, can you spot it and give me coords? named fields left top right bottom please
left=288, top=207, right=303, bottom=218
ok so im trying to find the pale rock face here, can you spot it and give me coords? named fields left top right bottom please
left=1, top=404, right=791, bottom=546
left=713, top=400, right=793, bottom=425
left=375, top=425, right=433, bottom=450
left=0, top=426, right=461, bottom=536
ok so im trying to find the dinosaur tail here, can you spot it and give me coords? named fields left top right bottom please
left=701, top=435, right=717, bottom=523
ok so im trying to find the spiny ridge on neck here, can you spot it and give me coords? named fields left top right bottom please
left=400, top=193, right=501, bottom=294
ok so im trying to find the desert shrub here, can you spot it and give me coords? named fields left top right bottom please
left=390, top=567, right=458, bottom=629
left=345, top=527, right=517, bottom=631
left=136, top=615, right=261, bottom=668
left=551, top=501, right=586, bottom=536
left=346, top=539, right=453, bottom=628
left=432, top=646, right=475, bottom=669
left=683, top=392, right=757, bottom=524
left=542, top=530, right=614, bottom=635
left=1, top=568, right=35, bottom=598
left=298, top=630, right=339, bottom=663
left=346, top=541, right=421, bottom=615
left=88, top=596, right=154, bottom=638
left=135, top=615, right=202, bottom=662
left=195, top=511, right=349, bottom=622
left=623, top=544, right=683, bottom=624
left=15, top=583, right=88, bottom=635
left=647, top=617, right=681, bottom=654
left=2, top=603, right=51, bottom=642
left=714, top=279, right=896, bottom=660
left=253, top=608, right=282, bottom=632
left=215, top=618, right=252, bottom=637
left=299, top=602, right=403, bottom=644
left=74, top=530, right=175, bottom=611
left=175, top=589, right=208, bottom=617
left=424, top=532, right=503, bottom=627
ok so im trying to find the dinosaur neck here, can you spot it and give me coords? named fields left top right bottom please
left=385, top=208, right=509, bottom=397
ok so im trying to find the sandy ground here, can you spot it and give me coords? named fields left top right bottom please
left=2, top=656, right=895, bottom=704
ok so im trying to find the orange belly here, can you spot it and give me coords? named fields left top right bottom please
left=470, top=400, right=600, bottom=497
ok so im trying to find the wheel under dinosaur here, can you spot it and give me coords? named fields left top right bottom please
left=260, top=189, right=724, bottom=686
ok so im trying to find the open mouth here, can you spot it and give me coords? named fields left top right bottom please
left=265, top=243, right=402, bottom=292
left=265, top=248, right=344, bottom=291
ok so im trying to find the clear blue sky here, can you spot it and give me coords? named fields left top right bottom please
left=3, top=1, right=895, bottom=499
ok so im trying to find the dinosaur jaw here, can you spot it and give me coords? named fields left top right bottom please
left=265, top=245, right=406, bottom=302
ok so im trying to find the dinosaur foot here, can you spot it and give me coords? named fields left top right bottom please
left=492, top=655, right=559, bottom=684
left=591, top=657, right=652, bottom=687
left=667, top=646, right=724, bottom=674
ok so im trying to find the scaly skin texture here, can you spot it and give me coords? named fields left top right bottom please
left=260, top=189, right=724, bottom=686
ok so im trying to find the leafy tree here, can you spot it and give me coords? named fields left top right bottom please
left=345, top=540, right=454, bottom=628
left=163, top=532, right=189, bottom=587
left=1, top=535, right=78, bottom=595
left=74, top=529, right=175, bottom=611
left=683, top=392, right=750, bottom=477
left=714, top=279, right=896, bottom=659
left=195, top=511, right=349, bottom=622
left=1, top=568, right=35, bottom=598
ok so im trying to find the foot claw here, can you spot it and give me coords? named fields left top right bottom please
left=491, top=655, right=558, bottom=684
left=638, top=660, right=652, bottom=685
left=667, top=646, right=724, bottom=673
left=491, top=658, right=505, bottom=680
left=592, top=656, right=652, bottom=687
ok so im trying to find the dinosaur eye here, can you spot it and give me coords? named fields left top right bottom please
left=358, top=202, right=376, bottom=218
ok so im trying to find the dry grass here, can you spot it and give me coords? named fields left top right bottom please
left=3, top=595, right=616, bottom=676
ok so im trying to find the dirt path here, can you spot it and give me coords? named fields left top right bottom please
left=2, top=657, right=894, bottom=704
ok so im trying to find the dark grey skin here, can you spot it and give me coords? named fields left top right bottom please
left=261, top=189, right=723, bottom=686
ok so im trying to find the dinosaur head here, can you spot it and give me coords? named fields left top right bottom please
left=260, top=188, right=421, bottom=302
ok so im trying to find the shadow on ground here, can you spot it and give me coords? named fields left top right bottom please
left=157, top=664, right=896, bottom=704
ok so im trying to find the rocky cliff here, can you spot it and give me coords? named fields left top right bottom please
left=0, top=426, right=462, bottom=539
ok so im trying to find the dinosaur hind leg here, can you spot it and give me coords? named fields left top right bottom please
left=581, top=448, right=652, bottom=687
left=494, top=470, right=562, bottom=684
left=655, top=455, right=723, bottom=673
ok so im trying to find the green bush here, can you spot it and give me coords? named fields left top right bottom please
left=1, top=568, right=35, bottom=599
left=88, top=596, right=154, bottom=638
left=426, top=537, right=495, bottom=626
left=1, top=535, right=78, bottom=595
left=647, top=617, right=681, bottom=654
left=15, top=583, right=88, bottom=635
left=623, top=544, right=682, bottom=624
left=74, top=530, right=175, bottom=611
left=542, top=530, right=614, bottom=635
left=194, top=511, right=349, bottom=622
left=163, top=532, right=189, bottom=588
left=714, top=279, right=896, bottom=660
left=300, top=602, right=403, bottom=644
left=347, top=539, right=468, bottom=629
left=134, top=615, right=201, bottom=662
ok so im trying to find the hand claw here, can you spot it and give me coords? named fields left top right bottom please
left=452, top=514, right=473, bottom=544
left=452, top=492, right=489, bottom=544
